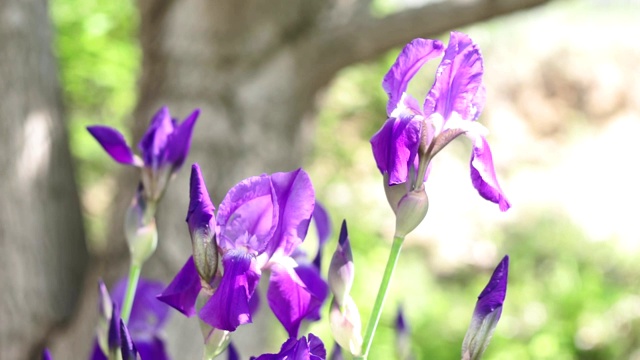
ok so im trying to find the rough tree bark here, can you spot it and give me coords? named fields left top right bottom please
left=0, top=0, right=88, bottom=359
left=50, top=0, right=550, bottom=358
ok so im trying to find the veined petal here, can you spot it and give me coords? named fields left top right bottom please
left=138, top=106, right=175, bottom=169
left=267, top=169, right=315, bottom=259
left=468, top=133, right=510, bottom=211
left=252, top=334, right=325, bottom=360
left=370, top=116, right=422, bottom=185
left=167, top=109, right=199, bottom=171
left=157, top=256, right=202, bottom=317
left=308, top=334, right=327, bottom=360
left=383, top=38, right=444, bottom=115
left=217, top=175, right=278, bottom=253
left=267, top=261, right=321, bottom=338
left=87, top=126, right=138, bottom=165
left=424, top=32, right=485, bottom=123
left=200, top=250, right=261, bottom=331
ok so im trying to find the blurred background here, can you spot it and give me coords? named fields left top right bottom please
left=1, top=0, right=639, bottom=359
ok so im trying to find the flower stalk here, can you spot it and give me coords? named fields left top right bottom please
left=357, top=235, right=404, bottom=359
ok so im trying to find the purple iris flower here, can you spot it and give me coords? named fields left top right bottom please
left=87, top=106, right=199, bottom=201
left=370, top=32, right=510, bottom=211
left=251, top=333, right=326, bottom=360
left=91, top=278, right=170, bottom=360
left=159, top=164, right=326, bottom=339
left=461, top=255, right=509, bottom=360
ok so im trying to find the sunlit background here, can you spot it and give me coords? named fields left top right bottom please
left=52, top=0, right=640, bottom=358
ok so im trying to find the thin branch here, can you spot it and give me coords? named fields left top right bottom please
left=306, top=0, right=550, bottom=83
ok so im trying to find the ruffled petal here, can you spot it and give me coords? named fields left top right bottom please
left=87, top=126, right=137, bottom=165
left=469, top=134, right=510, bottom=211
left=383, top=38, right=445, bottom=115
left=267, top=169, right=315, bottom=258
left=370, top=116, right=422, bottom=185
left=167, top=109, right=199, bottom=171
left=424, top=32, right=485, bottom=123
left=217, top=175, right=278, bottom=253
left=157, top=257, right=202, bottom=317
left=267, top=261, right=321, bottom=338
left=200, top=250, right=261, bottom=331
left=308, top=333, right=327, bottom=360
left=138, top=106, right=176, bottom=169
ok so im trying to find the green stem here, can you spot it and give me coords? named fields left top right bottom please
left=121, top=262, right=141, bottom=323
left=357, top=235, right=405, bottom=359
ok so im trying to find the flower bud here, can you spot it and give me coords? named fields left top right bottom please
left=383, top=175, right=409, bottom=214
left=124, top=184, right=158, bottom=266
left=188, top=164, right=218, bottom=283
left=329, top=297, right=362, bottom=356
left=462, top=255, right=509, bottom=360
left=394, top=188, right=429, bottom=238
left=328, top=221, right=354, bottom=307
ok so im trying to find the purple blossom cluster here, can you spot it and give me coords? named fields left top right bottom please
left=63, top=30, right=512, bottom=360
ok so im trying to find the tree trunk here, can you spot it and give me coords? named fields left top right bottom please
left=0, top=0, right=88, bottom=359
left=49, top=0, right=550, bottom=358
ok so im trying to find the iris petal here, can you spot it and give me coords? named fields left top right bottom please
left=138, top=106, right=175, bottom=169
left=217, top=175, right=277, bottom=252
left=370, top=116, right=421, bottom=185
left=383, top=38, right=444, bottom=115
left=200, top=251, right=261, bottom=331
left=267, top=261, right=321, bottom=338
left=424, top=32, right=485, bottom=123
left=87, top=126, right=137, bottom=165
left=167, top=109, right=200, bottom=170
left=267, top=169, right=315, bottom=258
left=469, top=134, right=511, bottom=211
left=157, top=256, right=202, bottom=317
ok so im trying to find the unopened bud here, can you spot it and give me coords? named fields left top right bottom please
left=462, top=256, right=509, bottom=360
left=125, top=184, right=158, bottom=266
left=119, top=318, right=138, bottom=360
left=329, top=297, right=363, bottom=356
left=328, top=221, right=354, bottom=307
left=188, top=164, right=218, bottom=283
left=108, top=304, right=121, bottom=359
left=394, top=188, right=429, bottom=238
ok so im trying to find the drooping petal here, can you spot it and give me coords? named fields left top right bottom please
left=187, top=164, right=218, bottom=282
left=295, top=264, right=329, bottom=322
left=383, top=38, right=445, bottom=115
left=423, top=32, right=485, bottom=123
left=157, top=257, right=202, bottom=317
left=267, top=261, right=321, bottom=338
left=87, top=126, right=137, bottom=165
left=138, top=106, right=176, bottom=169
left=468, top=134, right=510, bottom=211
left=200, top=250, right=261, bottom=331
left=370, top=116, right=422, bottom=185
left=167, top=109, right=199, bottom=171
left=136, top=337, right=169, bottom=360
left=267, top=169, right=316, bottom=259
left=462, top=256, right=509, bottom=360
left=217, top=175, right=278, bottom=253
